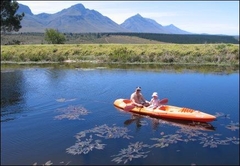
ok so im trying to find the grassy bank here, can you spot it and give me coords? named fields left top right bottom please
left=1, top=43, right=239, bottom=66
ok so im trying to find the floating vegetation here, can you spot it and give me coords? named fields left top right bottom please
left=225, top=121, right=239, bottom=131
left=88, top=124, right=133, bottom=139
left=111, top=142, right=150, bottom=164
left=33, top=160, right=71, bottom=165
left=33, top=160, right=53, bottom=166
left=151, top=120, right=240, bottom=149
left=54, top=105, right=90, bottom=120
left=176, top=128, right=208, bottom=142
left=66, top=135, right=106, bottom=155
left=74, top=124, right=133, bottom=140
left=214, top=112, right=230, bottom=119
left=56, top=98, right=77, bottom=102
left=225, top=137, right=240, bottom=145
left=199, top=134, right=230, bottom=148
left=67, top=124, right=133, bottom=156
left=150, top=134, right=183, bottom=148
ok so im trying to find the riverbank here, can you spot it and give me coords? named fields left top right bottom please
left=1, top=44, right=239, bottom=66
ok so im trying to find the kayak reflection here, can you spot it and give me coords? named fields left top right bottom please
left=123, top=113, right=216, bottom=131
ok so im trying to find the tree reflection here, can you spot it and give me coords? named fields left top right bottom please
left=1, top=62, right=238, bottom=74
left=1, top=70, right=25, bottom=122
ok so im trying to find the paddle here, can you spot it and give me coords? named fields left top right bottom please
left=124, top=104, right=135, bottom=111
left=158, top=98, right=168, bottom=105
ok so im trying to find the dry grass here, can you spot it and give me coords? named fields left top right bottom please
left=1, top=44, right=239, bottom=66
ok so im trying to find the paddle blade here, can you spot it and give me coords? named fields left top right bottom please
left=159, top=98, right=168, bottom=104
left=124, top=104, right=135, bottom=111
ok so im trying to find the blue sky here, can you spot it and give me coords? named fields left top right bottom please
left=18, top=1, right=239, bottom=35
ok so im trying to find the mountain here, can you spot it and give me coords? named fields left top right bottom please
left=16, top=3, right=33, bottom=16
left=17, top=3, right=129, bottom=33
left=120, top=14, right=169, bottom=33
left=121, top=14, right=190, bottom=34
left=17, top=3, right=190, bottom=34
left=164, top=24, right=191, bottom=34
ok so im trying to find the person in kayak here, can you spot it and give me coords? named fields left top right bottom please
left=149, top=92, right=160, bottom=109
left=130, top=87, right=150, bottom=107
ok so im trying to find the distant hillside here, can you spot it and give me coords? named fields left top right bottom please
left=17, top=3, right=129, bottom=33
left=1, top=33, right=239, bottom=45
left=108, top=33, right=239, bottom=44
left=17, top=3, right=190, bottom=34
left=121, top=14, right=190, bottom=34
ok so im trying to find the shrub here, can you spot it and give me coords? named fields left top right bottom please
left=44, top=29, right=66, bottom=44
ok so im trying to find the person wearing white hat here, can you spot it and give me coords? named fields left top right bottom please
left=149, top=92, right=160, bottom=109
left=130, top=86, right=150, bottom=107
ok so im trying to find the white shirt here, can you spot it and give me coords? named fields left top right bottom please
left=150, top=97, right=159, bottom=107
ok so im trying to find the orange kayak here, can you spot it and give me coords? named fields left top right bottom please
left=113, top=99, right=216, bottom=122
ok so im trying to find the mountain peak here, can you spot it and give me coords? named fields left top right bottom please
left=135, top=13, right=142, bottom=17
left=164, top=24, right=191, bottom=34
left=18, top=4, right=33, bottom=15
left=121, top=14, right=169, bottom=33
left=125, top=14, right=145, bottom=22
left=63, top=3, right=86, bottom=14
left=166, top=24, right=175, bottom=27
left=70, top=3, right=86, bottom=11
left=56, top=3, right=87, bottom=16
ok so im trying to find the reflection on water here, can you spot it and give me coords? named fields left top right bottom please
left=123, top=113, right=216, bottom=131
left=1, top=64, right=239, bottom=165
left=1, top=70, right=26, bottom=122
left=1, top=70, right=24, bottom=107
left=1, top=62, right=239, bottom=74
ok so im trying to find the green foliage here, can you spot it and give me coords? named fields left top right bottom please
left=44, top=29, right=66, bottom=44
left=1, top=0, right=24, bottom=32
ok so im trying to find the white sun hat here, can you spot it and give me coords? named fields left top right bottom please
left=152, top=92, right=158, bottom=97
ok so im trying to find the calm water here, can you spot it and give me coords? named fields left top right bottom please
left=1, top=64, right=239, bottom=165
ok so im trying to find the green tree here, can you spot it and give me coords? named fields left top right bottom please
left=44, top=28, right=66, bottom=44
left=1, top=0, right=24, bottom=32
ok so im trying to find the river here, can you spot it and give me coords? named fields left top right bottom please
left=1, top=63, right=239, bottom=165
